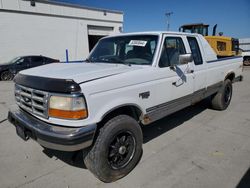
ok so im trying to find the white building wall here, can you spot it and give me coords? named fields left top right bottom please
left=1, top=0, right=123, bottom=23
left=0, top=0, right=123, bottom=63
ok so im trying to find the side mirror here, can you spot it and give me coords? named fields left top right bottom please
left=179, top=54, right=193, bottom=64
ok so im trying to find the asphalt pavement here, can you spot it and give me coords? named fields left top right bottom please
left=0, top=68, right=249, bottom=188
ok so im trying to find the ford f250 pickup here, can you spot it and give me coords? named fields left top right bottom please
left=8, top=32, right=243, bottom=182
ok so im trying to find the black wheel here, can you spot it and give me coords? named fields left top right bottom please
left=1, top=71, right=13, bottom=81
left=84, top=115, right=143, bottom=182
left=243, top=58, right=250, bottom=66
left=211, top=79, right=232, bottom=110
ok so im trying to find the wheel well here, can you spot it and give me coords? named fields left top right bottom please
left=0, top=69, right=10, bottom=75
left=0, top=70, right=7, bottom=80
left=96, top=105, right=142, bottom=132
left=225, top=73, right=235, bottom=82
left=101, top=105, right=142, bottom=125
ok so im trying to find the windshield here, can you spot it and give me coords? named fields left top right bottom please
left=8, top=56, right=21, bottom=64
left=88, top=35, right=158, bottom=65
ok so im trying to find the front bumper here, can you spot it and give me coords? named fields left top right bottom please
left=8, top=107, right=96, bottom=151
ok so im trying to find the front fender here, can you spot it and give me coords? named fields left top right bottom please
left=87, top=95, right=145, bottom=124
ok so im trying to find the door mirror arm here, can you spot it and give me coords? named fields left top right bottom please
left=170, top=65, right=176, bottom=71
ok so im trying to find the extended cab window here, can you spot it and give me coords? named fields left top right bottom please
left=187, top=37, right=203, bottom=65
left=159, top=37, right=186, bottom=68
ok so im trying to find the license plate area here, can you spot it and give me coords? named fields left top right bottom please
left=16, top=124, right=29, bottom=141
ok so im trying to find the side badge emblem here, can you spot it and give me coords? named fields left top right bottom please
left=139, top=91, right=150, bottom=99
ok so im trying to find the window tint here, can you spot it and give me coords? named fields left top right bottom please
left=159, top=37, right=186, bottom=68
left=44, top=57, right=53, bottom=63
left=15, top=58, right=24, bottom=64
left=31, top=56, right=44, bottom=65
left=23, top=57, right=31, bottom=63
left=187, top=37, right=203, bottom=65
left=16, top=57, right=30, bottom=66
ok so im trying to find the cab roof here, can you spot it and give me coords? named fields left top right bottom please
left=106, top=31, right=201, bottom=38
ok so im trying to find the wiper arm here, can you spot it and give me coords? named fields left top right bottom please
left=123, top=62, right=132, bottom=66
left=85, top=58, right=92, bottom=63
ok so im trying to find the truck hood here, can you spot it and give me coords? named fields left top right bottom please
left=20, top=62, right=142, bottom=84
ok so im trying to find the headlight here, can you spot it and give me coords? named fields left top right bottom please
left=49, top=95, right=88, bottom=120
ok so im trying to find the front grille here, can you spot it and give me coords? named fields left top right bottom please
left=15, top=84, right=49, bottom=118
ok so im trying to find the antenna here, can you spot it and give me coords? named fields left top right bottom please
left=165, top=11, right=173, bottom=31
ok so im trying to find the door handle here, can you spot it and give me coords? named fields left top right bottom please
left=172, top=79, right=184, bottom=87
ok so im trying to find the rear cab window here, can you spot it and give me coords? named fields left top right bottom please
left=187, top=37, right=203, bottom=65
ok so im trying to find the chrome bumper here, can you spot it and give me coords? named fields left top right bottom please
left=8, top=107, right=96, bottom=151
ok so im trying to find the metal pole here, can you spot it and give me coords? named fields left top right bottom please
left=66, top=49, right=69, bottom=63
left=165, top=11, right=173, bottom=31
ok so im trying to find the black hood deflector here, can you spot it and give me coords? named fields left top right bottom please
left=14, top=74, right=81, bottom=94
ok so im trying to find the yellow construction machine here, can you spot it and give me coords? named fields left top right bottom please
left=179, top=23, right=239, bottom=58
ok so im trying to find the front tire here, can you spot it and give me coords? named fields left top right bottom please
left=211, top=79, right=232, bottom=110
left=1, top=71, right=13, bottom=81
left=84, top=115, right=143, bottom=182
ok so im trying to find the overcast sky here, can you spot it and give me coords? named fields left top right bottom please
left=53, top=0, right=250, bottom=38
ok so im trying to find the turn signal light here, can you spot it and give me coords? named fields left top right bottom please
left=49, top=108, right=87, bottom=120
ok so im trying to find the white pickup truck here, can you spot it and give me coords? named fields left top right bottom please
left=8, top=32, right=243, bottom=182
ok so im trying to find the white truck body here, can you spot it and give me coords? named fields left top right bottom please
left=8, top=31, right=243, bottom=182
left=18, top=32, right=243, bottom=127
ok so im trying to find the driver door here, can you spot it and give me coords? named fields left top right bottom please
left=160, top=35, right=194, bottom=98
left=147, top=35, right=194, bottom=121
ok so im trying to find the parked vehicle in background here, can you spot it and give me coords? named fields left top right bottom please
left=8, top=32, right=243, bottom=182
left=0, top=55, right=59, bottom=81
left=241, top=50, right=250, bottom=66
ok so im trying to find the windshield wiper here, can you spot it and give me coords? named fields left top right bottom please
left=109, top=60, right=132, bottom=66
left=85, top=58, right=92, bottom=63
left=86, top=57, right=132, bottom=66
left=123, top=62, right=132, bottom=66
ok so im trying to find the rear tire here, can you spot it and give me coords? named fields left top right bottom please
left=84, top=115, right=143, bottom=183
left=1, top=71, right=13, bottom=81
left=211, top=79, right=232, bottom=110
